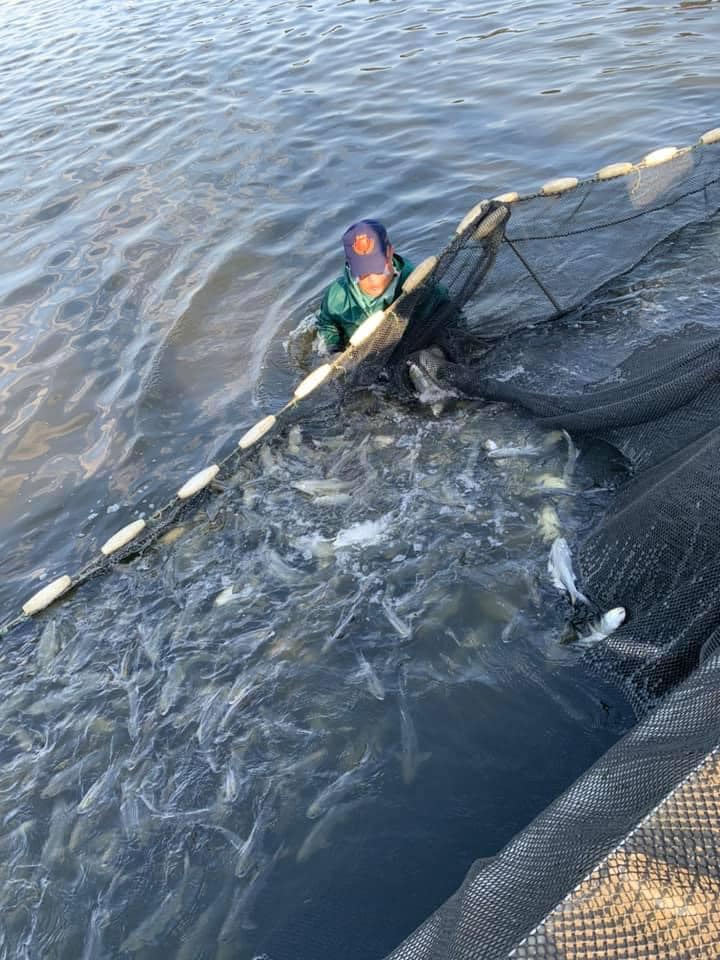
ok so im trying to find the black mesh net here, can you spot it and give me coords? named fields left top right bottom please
left=385, top=651, right=720, bottom=960
left=381, top=136, right=720, bottom=958
left=462, top=144, right=720, bottom=337
left=378, top=140, right=720, bottom=718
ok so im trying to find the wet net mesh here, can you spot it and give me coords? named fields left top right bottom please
left=462, top=144, right=720, bottom=337
left=381, top=136, right=720, bottom=958
left=385, top=651, right=720, bottom=960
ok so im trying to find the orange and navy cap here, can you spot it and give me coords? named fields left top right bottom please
left=342, top=220, right=391, bottom=280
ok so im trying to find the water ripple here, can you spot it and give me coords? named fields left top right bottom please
left=0, top=0, right=717, bottom=956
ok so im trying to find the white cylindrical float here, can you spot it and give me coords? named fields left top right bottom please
left=349, top=310, right=386, bottom=347
left=177, top=464, right=220, bottom=500
left=700, top=128, right=720, bottom=145
left=402, top=256, right=437, bottom=293
left=101, top=519, right=147, bottom=557
left=293, top=364, right=333, bottom=400
left=596, top=162, right=634, bottom=181
left=493, top=191, right=519, bottom=204
left=472, top=203, right=509, bottom=240
left=455, top=202, right=487, bottom=236
left=238, top=415, right=277, bottom=450
left=541, top=176, right=579, bottom=196
left=23, top=575, right=72, bottom=616
left=642, top=146, right=678, bottom=166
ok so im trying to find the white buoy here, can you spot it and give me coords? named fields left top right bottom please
left=402, top=256, right=437, bottom=293
left=101, top=519, right=146, bottom=556
left=22, top=575, right=72, bottom=616
left=642, top=146, right=678, bottom=166
left=455, top=201, right=487, bottom=235
left=472, top=203, right=508, bottom=240
left=596, top=162, right=634, bottom=180
left=700, top=128, right=720, bottom=145
left=294, top=364, right=333, bottom=400
left=349, top=310, right=386, bottom=347
left=177, top=465, right=220, bottom=500
left=541, top=176, right=579, bottom=195
left=238, top=415, right=277, bottom=450
left=492, top=191, right=519, bottom=204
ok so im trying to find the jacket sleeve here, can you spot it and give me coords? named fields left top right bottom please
left=315, top=286, right=345, bottom=352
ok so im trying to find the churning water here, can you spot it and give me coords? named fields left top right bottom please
left=1, top=1, right=718, bottom=957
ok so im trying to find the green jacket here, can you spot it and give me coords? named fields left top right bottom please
left=316, top=254, right=415, bottom=351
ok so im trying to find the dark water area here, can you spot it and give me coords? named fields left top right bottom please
left=1, top=1, right=719, bottom=957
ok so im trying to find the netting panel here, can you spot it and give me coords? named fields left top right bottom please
left=511, top=745, right=720, bottom=959
left=385, top=655, right=720, bottom=960
left=464, top=144, right=720, bottom=337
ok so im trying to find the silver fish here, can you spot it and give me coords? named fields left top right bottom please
left=382, top=599, right=412, bottom=639
left=36, top=619, right=60, bottom=667
left=217, top=846, right=286, bottom=949
left=306, top=745, right=373, bottom=819
left=398, top=670, right=430, bottom=785
left=196, top=688, right=225, bottom=748
left=234, top=790, right=273, bottom=878
left=292, top=478, right=354, bottom=498
left=158, top=661, right=185, bottom=716
left=41, top=747, right=106, bottom=799
left=221, top=764, right=239, bottom=804
left=121, top=852, right=202, bottom=952
left=79, top=904, right=110, bottom=960
left=355, top=651, right=385, bottom=701
left=78, top=762, right=120, bottom=814
left=322, top=585, right=372, bottom=653
left=548, top=537, right=589, bottom=606
left=408, top=351, right=457, bottom=417
left=120, top=788, right=142, bottom=840
left=296, top=800, right=363, bottom=863
left=562, top=428, right=579, bottom=482
left=287, top=425, right=303, bottom=455
left=578, top=606, right=626, bottom=645
left=486, top=445, right=543, bottom=460
left=40, top=800, right=74, bottom=867
left=126, top=682, right=141, bottom=741
left=177, top=876, right=234, bottom=960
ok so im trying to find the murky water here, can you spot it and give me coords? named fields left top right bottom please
left=1, top=1, right=719, bottom=957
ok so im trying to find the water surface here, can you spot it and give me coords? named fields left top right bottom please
left=0, top=1, right=718, bottom=956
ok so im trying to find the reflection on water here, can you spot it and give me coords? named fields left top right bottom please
left=0, top=0, right=719, bottom=956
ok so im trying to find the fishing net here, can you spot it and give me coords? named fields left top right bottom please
left=385, top=649, right=720, bottom=960
left=379, top=132, right=720, bottom=959
left=378, top=134, right=720, bottom=958
left=461, top=141, right=720, bottom=338
left=352, top=136, right=720, bottom=714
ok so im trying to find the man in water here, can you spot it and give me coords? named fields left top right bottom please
left=315, top=219, right=414, bottom=353
left=314, top=218, right=466, bottom=414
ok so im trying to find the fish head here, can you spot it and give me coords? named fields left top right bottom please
left=601, top=606, right=626, bottom=632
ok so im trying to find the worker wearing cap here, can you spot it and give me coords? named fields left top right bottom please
left=315, top=220, right=415, bottom=352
